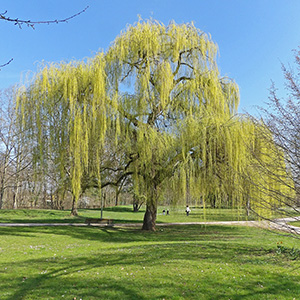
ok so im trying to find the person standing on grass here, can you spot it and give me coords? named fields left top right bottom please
left=186, top=205, right=191, bottom=216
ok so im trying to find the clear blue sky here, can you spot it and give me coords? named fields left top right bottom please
left=1, top=0, right=300, bottom=114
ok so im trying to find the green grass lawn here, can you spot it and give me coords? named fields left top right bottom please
left=0, top=205, right=258, bottom=224
left=289, top=221, right=300, bottom=227
left=0, top=224, right=300, bottom=300
left=0, top=207, right=300, bottom=299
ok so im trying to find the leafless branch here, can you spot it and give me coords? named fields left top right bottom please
left=0, top=6, right=89, bottom=29
left=0, top=58, right=13, bottom=69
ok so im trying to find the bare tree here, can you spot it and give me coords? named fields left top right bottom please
left=0, top=87, right=32, bottom=208
left=247, top=47, right=300, bottom=235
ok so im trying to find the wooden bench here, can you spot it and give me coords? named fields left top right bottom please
left=85, top=218, right=114, bottom=226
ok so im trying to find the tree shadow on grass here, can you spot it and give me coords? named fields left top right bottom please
left=0, top=216, right=143, bottom=224
left=0, top=209, right=86, bottom=224
left=103, top=206, right=144, bottom=213
left=0, top=224, right=244, bottom=243
left=1, top=235, right=299, bottom=300
left=3, top=273, right=148, bottom=300
left=4, top=272, right=299, bottom=300
left=0, top=225, right=282, bottom=268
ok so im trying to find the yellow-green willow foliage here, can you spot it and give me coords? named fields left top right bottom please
left=16, top=55, right=108, bottom=214
left=242, top=120, right=295, bottom=219
left=16, top=19, right=290, bottom=228
left=105, top=19, right=245, bottom=229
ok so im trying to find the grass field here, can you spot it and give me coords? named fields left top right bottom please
left=289, top=221, right=300, bottom=227
left=0, top=207, right=300, bottom=299
left=0, top=205, right=258, bottom=224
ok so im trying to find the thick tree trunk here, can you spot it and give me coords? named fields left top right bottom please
left=71, top=196, right=78, bottom=216
left=142, top=202, right=157, bottom=231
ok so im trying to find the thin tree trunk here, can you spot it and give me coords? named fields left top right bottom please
left=133, top=202, right=139, bottom=212
left=0, top=184, right=4, bottom=209
left=133, top=194, right=139, bottom=212
left=115, top=186, right=119, bottom=206
left=246, top=196, right=251, bottom=217
left=41, top=182, right=47, bottom=208
left=13, top=170, right=21, bottom=209
left=71, top=196, right=78, bottom=216
left=13, top=184, right=20, bottom=209
left=0, top=155, right=9, bottom=209
left=133, top=197, right=143, bottom=212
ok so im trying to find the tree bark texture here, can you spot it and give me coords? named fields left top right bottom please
left=142, top=202, right=157, bottom=231
left=71, top=196, right=78, bottom=216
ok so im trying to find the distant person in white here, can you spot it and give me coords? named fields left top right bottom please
left=185, top=205, right=191, bottom=216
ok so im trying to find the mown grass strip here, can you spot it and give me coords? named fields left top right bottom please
left=0, top=224, right=300, bottom=299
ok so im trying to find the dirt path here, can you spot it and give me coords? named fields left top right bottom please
left=268, top=217, right=300, bottom=234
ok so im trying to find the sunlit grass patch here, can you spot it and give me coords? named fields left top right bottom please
left=0, top=225, right=300, bottom=299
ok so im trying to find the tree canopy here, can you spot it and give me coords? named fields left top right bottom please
left=16, top=19, right=290, bottom=230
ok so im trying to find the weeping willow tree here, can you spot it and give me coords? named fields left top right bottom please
left=16, top=55, right=108, bottom=215
left=16, top=19, right=291, bottom=230
left=104, top=19, right=248, bottom=230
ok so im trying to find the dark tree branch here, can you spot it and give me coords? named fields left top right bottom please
left=101, top=171, right=134, bottom=189
left=0, top=7, right=88, bottom=69
left=0, top=6, right=89, bottom=29
left=173, top=76, right=192, bottom=86
left=0, top=58, right=13, bottom=69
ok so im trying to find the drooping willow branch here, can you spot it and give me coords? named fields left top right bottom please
left=0, top=6, right=89, bottom=29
